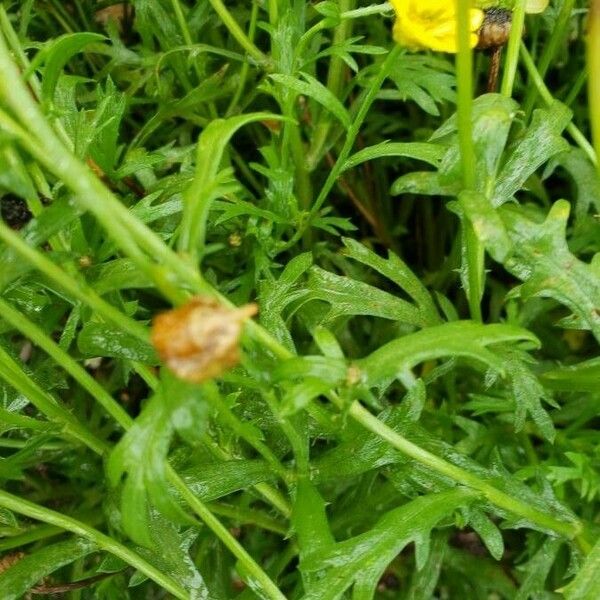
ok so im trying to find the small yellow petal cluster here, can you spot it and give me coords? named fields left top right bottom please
left=390, top=0, right=485, bottom=54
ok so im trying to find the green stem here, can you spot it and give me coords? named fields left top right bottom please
left=588, top=0, right=600, bottom=173
left=348, top=402, right=582, bottom=539
left=208, top=0, right=268, bottom=66
left=456, top=0, right=482, bottom=322
left=226, top=1, right=259, bottom=116
left=268, top=0, right=278, bottom=26
left=0, top=524, right=63, bottom=552
left=294, top=20, right=329, bottom=72
left=306, top=45, right=401, bottom=223
left=0, top=300, right=288, bottom=594
left=0, top=296, right=133, bottom=431
left=253, top=483, right=292, bottom=518
left=520, top=43, right=597, bottom=166
left=500, top=0, right=525, bottom=97
left=0, top=5, right=40, bottom=98
left=263, top=391, right=309, bottom=476
left=203, top=383, right=289, bottom=481
left=0, top=33, right=203, bottom=302
left=207, top=502, right=287, bottom=535
left=0, top=490, right=188, bottom=600
left=169, top=0, right=193, bottom=45
left=307, top=0, right=355, bottom=170
left=564, top=69, right=587, bottom=107
left=199, top=433, right=292, bottom=517
left=456, top=0, right=476, bottom=191
left=0, top=345, right=108, bottom=455
left=167, top=467, right=286, bottom=600
left=522, top=0, right=575, bottom=117
left=288, top=116, right=313, bottom=213
left=0, top=220, right=150, bottom=344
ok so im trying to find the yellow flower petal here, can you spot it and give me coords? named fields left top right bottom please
left=390, top=0, right=484, bottom=54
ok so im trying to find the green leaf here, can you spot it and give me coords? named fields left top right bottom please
left=181, top=460, right=274, bottom=502
left=342, top=141, right=445, bottom=172
left=436, top=93, right=518, bottom=196
left=515, top=538, right=563, bottom=600
left=88, top=259, right=154, bottom=295
left=386, top=54, right=456, bottom=116
left=280, top=378, right=333, bottom=416
left=0, top=196, right=84, bottom=290
left=542, top=358, right=600, bottom=393
left=0, top=538, right=97, bottom=600
left=405, top=532, right=447, bottom=600
left=77, top=323, right=157, bottom=362
left=270, top=72, right=351, bottom=128
left=107, top=375, right=212, bottom=546
left=300, top=489, right=475, bottom=600
left=293, top=478, right=334, bottom=562
left=341, top=237, right=442, bottom=325
left=501, top=349, right=555, bottom=441
left=553, top=148, right=600, bottom=222
left=306, top=265, right=424, bottom=326
left=0, top=146, right=37, bottom=202
left=492, top=102, right=572, bottom=207
left=178, top=112, right=287, bottom=257
left=561, top=536, right=600, bottom=599
left=258, top=252, right=312, bottom=352
left=28, top=32, right=105, bottom=103
left=133, top=68, right=234, bottom=147
left=502, top=201, right=600, bottom=342
left=468, top=509, right=504, bottom=561
left=457, top=190, right=512, bottom=262
left=359, top=321, right=539, bottom=387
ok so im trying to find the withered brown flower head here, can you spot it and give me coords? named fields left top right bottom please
left=151, top=297, right=257, bottom=383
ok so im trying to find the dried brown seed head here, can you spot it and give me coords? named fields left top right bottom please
left=151, top=297, right=257, bottom=383
left=477, top=8, right=512, bottom=49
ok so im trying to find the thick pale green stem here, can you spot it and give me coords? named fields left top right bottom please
left=456, top=0, right=483, bottom=322
left=268, top=0, right=278, bottom=26
left=0, top=490, right=188, bottom=600
left=500, top=0, right=525, bottom=97
left=456, top=0, right=476, bottom=190
left=348, top=402, right=584, bottom=541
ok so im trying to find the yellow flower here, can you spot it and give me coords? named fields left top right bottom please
left=390, top=0, right=485, bottom=53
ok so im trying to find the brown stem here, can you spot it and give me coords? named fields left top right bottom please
left=487, top=46, right=503, bottom=93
